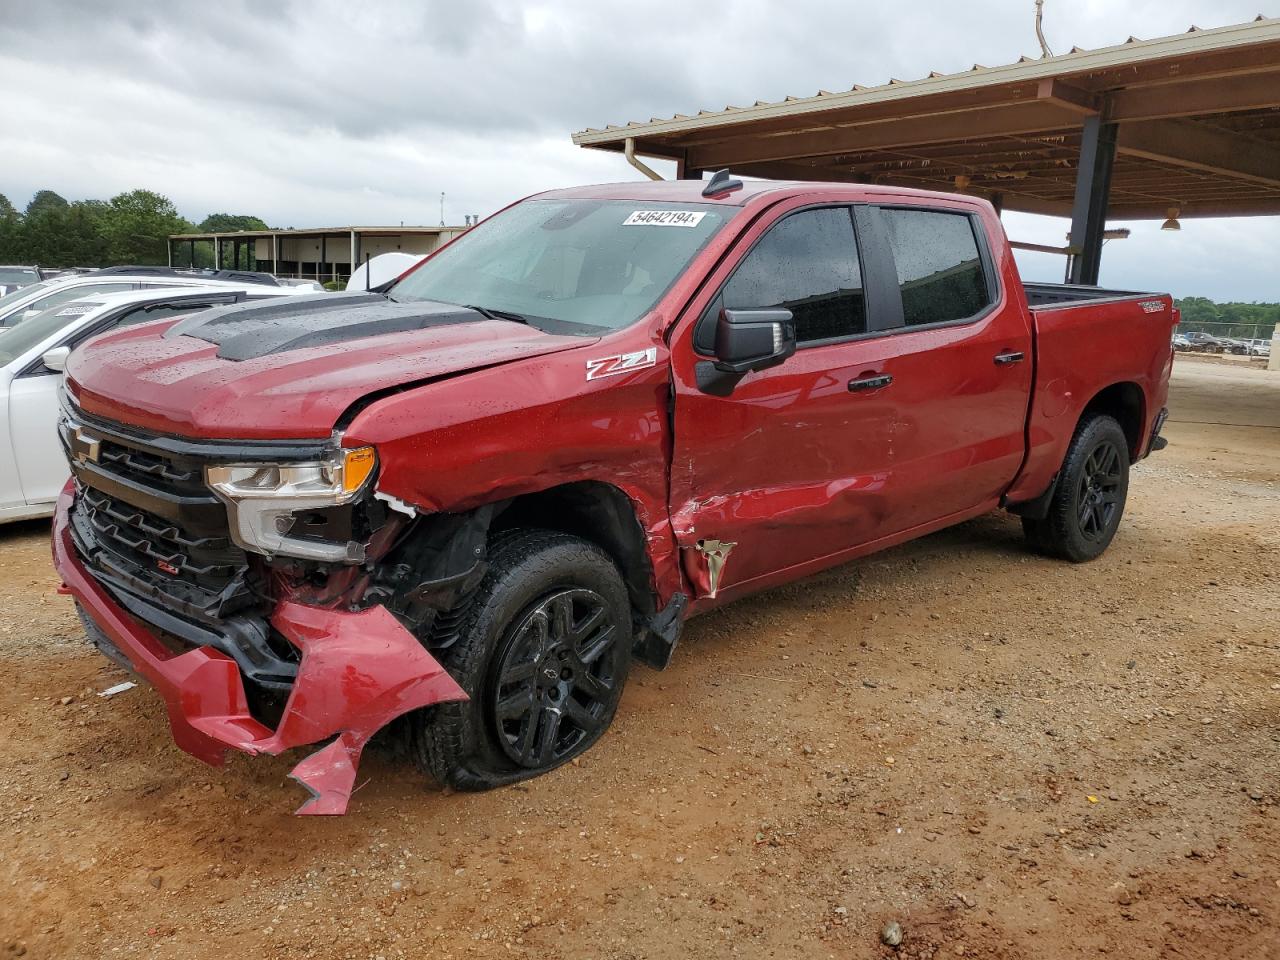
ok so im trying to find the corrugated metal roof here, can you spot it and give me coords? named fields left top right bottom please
left=169, top=225, right=466, bottom=240
left=573, top=15, right=1278, bottom=146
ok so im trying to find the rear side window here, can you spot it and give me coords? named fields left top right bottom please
left=722, top=207, right=866, bottom=343
left=882, top=209, right=989, bottom=326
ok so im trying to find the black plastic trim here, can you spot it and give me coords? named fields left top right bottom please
left=68, top=456, right=227, bottom=534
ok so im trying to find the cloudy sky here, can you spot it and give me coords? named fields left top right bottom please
left=1, top=0, right=1275, bottom=301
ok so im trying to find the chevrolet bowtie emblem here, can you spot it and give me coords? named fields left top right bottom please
left=72, top=426, right=101, bottom=464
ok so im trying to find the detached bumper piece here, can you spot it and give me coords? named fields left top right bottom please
left=52, top=487, right=467, bottom=815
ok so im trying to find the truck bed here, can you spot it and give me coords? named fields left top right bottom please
left=1002, top=287, right=1177, bottom=507
left=1023, top=282, right=1157, bottom=309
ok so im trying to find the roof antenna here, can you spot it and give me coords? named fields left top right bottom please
left=1034, top=0, right=1054, bottom=58
left=702, top=169, right=744, bottom=198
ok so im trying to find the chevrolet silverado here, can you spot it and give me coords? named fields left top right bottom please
left=52, top=175, right=1176, bottom=814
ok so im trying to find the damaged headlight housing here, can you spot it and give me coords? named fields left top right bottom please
left=206, top=447, right=377, bottom=563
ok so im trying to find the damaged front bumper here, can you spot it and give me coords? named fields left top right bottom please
left=51, top=486, right=467, bottom=815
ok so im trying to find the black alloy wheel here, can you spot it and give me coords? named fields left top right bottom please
left=490, top=587, right=620, bottom=768
left=412, top=529, right=632, bottom=791
left=1075, top=439, right=1124, bottom=542
left=1021, top=413, right=1130, bottom=563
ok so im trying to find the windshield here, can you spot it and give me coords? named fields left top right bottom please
left=0, top=301, right=100, bottom=367
left=389, top=199, right=730, bottom=333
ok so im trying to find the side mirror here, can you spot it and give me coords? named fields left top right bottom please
left=714, top=308, right=796, bottom=374
left=41, top=346, right=71, bottom=372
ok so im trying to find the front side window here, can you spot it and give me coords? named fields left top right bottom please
left=389, top=199, right=729, bottom=334
left=721, top=207, right=866, bottom=344
left=882, top=209, right=990, bottom=326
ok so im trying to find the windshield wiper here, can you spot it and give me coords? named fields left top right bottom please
left=463, top=304, right=531, bottom=325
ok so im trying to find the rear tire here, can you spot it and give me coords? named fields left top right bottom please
left=411, top=529, right=632, bottom=791
left=1022, top=414, right=1130, bottom=563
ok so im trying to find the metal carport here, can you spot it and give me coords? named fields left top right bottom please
left=572, top=17, right=1280, bottom=285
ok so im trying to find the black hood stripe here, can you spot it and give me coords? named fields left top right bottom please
left=163, top=292, right=486, bottom=361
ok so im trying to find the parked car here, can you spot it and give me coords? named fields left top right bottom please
left=0, top=265, right=41, bottom=295
left=1181, top=331, right=1225, bottom=353
left=1219, top=337, right=1250, bottom=355
left=277, top=278, right=327, bottom=292
left=0, top=266, right=279, bottom=328
left=54, top=178, right=1175, bottom=815
left=1172, top=333, right=1191, bottom=351
left=0, top=284, right=308, bottom=524
left=1245, top=338, right=1272, bottom=358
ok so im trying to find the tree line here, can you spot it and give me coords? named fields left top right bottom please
left=1175, top=296, right=1278, bottom=340
left=0, top=188, right=267, bottom=269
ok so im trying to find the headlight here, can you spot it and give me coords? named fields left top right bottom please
left=206, top=447, right=377, bottom=563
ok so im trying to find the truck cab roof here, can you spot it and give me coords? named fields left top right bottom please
left=536, top=178, right=991, bottom=210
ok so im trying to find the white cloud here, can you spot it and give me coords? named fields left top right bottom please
left=0, top=0, right=1274, bottom=301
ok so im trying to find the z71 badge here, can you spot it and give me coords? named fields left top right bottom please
left=585, top=348, right=658, bottom=381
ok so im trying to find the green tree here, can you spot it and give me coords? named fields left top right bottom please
left=0, top=193, right=19, bottom=262
left=102, top=189, right=188, bottom=265
left=25, top=189, right=68, bottom=219
left=196, top=214, right=269, bottom=269
left=60, top=200, right=112, bottom=266
left=21, top=190, right=71, bottom=264
left=198, top=213, right=269, bottom=233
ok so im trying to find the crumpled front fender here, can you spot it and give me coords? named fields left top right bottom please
left=52, top=484, right=467, bottom=815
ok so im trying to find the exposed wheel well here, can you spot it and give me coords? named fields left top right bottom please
left=493, top=481, right=656, bottom=621
left=1080, top=381, right=1145, bottom=458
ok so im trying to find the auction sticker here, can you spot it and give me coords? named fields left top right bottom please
left=623, top=210, right=707, bottom=227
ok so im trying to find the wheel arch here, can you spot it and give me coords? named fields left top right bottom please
left=1079, top=380, right=1146, bottom=459
left=1008, top=379, right=1145, bottom=520
left=493, top=480, right=658, bottom=622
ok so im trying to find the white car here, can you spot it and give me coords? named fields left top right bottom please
left=0, top=284, right=307, bottom=524
left=1246, top=338, right=1272, bottom=358
left=0, top=267, right=281, bottom=329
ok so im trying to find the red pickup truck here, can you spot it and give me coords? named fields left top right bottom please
left=53, top=176, right=1175, bottom=814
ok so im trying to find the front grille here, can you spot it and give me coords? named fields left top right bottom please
left=96, top=442, right=205, bottom=494
left=61, top=404, right=262, bottom=619
left=77, top=485, right=248, bottom=606
left=61, top=402, right=334, bottom=695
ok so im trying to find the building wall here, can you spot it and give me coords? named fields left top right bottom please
left=251, top=231, right=465, bottom=266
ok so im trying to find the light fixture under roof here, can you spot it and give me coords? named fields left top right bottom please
left=1161, top=207, right=1182, bottom=231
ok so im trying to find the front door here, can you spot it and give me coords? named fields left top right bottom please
left=668, top=199, right=1032, bottom=604
left=8, top=368, right=66, bottom=507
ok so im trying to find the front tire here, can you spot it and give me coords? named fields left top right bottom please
left=1022, top=414, right=1130, bottom=563
left=412, top=530, right=632, bottom=791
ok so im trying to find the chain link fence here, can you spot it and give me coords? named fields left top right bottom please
left=1174, top=320, right=1274, bottom=355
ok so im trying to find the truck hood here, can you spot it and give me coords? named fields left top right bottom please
left=66, top=295, right=595, bottom=439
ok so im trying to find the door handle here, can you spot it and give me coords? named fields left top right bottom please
left=994, top=351, right=1026, bottom=365
left=848, top=373, right=893, bottom=392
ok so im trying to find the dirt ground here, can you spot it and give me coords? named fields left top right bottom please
left=2, top=355, right=1277, bottom=960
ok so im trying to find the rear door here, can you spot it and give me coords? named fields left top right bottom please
left=668, top=198, right=1032, bottom=603
left=856, top=204, right=1033, bottom=535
